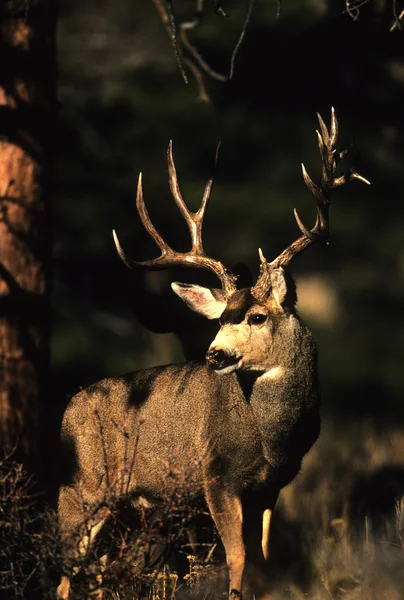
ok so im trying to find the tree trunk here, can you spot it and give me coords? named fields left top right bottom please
left=0, top=1, right=57, bottom=468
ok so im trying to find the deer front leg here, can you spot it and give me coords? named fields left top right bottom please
left=261, top=490, right=279, bottom=561
left=242, top=490, right=279, bottom=599
left=205, top=484, right=245, bottom=598
left=261, top=508, right=272, bottom=561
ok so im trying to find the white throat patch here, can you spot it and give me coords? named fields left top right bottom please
left=256, top=366, right=284, bottom=381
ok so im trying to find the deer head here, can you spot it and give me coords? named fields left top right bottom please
left=113, top=109, right=369, bottom=374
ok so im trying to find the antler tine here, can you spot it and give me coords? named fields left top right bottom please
left=113, top=143, right=238, bottom=298
left=135, top=172, right=173, bottom=257
left=251, top=108, right=369, bottom=300
left=167, top=141, right=222, bottom=257
left=194, top=141, right=221, bottom=247
left=167, top=141, right=200, bottom=249
left=197, top=142, right=221, bottom=220
left=329, top=106, right=338, bottom=147
left=271, top=108, right=370, bottom=269
left=112, top=173, right=175, bottom=270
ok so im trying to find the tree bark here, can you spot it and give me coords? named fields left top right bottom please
left=0, top=1, right=57, bottom=467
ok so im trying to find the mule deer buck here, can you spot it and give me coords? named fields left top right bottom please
left=57, top=109, right=369, bottom=599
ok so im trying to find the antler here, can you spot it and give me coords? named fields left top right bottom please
left=113, top=141, right=238, bottom=298
left=251, top=107, right=370, bottom=301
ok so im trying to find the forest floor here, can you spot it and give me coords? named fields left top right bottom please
left=2, top=420, right=404, bottom=599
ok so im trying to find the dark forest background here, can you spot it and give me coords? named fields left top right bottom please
left=53, top=0, right=403, bottom=430
left=1, top=1, right=404, bottom=598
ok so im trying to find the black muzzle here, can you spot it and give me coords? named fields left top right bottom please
left=206, top=348, right=239, bottom=371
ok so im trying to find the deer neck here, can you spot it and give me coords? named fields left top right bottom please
left=237, top=315, right=319, bottom=468
left=235, top=315, right=318, bottom=411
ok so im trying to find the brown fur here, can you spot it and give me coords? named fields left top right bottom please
left=57, top=283, right=320, bottom=599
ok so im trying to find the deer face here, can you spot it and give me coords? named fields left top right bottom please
left=113, top=113, right=368, bottom=376
left=172, top=267, right=297, bottom=375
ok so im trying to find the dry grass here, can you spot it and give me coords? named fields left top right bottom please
left=270, top=421, right=404, bottom=599
left=1, top=420, right=404, bottom=598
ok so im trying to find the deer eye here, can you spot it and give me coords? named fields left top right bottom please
left=248, top=313, right=267, bottom=326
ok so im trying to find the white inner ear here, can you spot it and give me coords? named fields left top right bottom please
left=171, top=283, right=226, bottom=319
left=270, top=268, right=288, bottom=308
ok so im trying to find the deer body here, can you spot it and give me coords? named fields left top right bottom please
left=60, top=313, right=319, bottom=500
left=58, top=289, right=319, bottom=598
left=57, top=110, right=368, bottom=599
left=61, top=347, right=318, bottom=506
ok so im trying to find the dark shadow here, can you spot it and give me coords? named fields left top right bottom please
left=125, top=262, right=253, bottom=361
left=349, top=465, right=404, bottom=536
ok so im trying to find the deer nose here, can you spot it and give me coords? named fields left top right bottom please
left=206, top=348, right=239, bottom=371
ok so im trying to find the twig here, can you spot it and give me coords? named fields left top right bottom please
left=93, top=407, right=111, bottom=488
left=183, top=58, right=211, bottom=103
left=214, top=0, right=227, bottom=17
left=229, top=0, right=256, bottom=79
left=152, top=0, right=257, bottom=97
left=390, top=7, right=404, bottom=31
left=344, top=0, right=361, bottom=21
left=165, top=0, right=189, bottom=83
left=180, top=28, right=228, bottom=82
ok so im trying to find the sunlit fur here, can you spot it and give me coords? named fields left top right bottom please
left=57, top=269, right=320, bottom=600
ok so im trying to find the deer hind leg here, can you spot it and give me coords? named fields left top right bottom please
left=79, top=520, right=108, bottom=599
left=56, top=575, right=71, bottom=600
left=57, top=519, right=107, bottom=599
left=57, top=489, right=108, bottom=600
left=92, top=553, right=108, bottom=600
left=205, top=485, right=245, bottom=598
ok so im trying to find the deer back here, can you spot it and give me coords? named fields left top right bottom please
left=60, top=305, right=319, bottom=508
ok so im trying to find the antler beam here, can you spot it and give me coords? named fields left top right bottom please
left=251, top=108, right=370, bottom=301
left=113, top=142, right=238, bottom=298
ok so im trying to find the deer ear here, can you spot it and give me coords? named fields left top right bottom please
left=270, top=268, right=297, bottom=313
left=171, top=283, right=227, bottom=319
